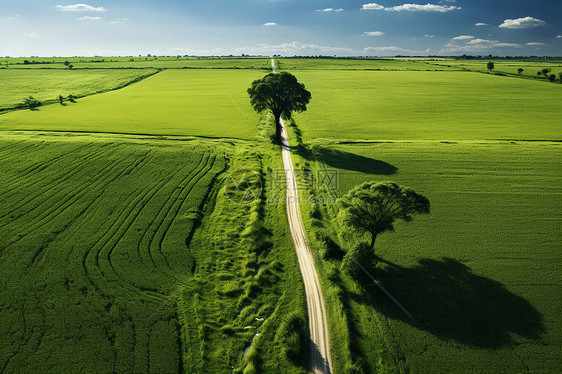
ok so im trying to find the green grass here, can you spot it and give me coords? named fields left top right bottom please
left=290, top=70, right=561, bottom=141
left=0, top=70, right=263, bottom=139
left=295, top=139, right=562, bottom=373
left=0, top=57, right=272, bottom=70
left=0, top=133, right=227, bottom=373
left=0, top=69, right=159, bottom=110
left=0, top=131, right=308, bottom=373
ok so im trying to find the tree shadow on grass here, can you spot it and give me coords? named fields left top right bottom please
left=354, top=257, right=544, bottom=348
left=295, top=145, right=398, bottom=175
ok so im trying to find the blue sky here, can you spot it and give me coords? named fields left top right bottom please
left=1, top=0, right=561, bottom=56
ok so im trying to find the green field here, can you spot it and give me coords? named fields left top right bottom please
left=0, top=69, right=159, bottom=110
left=1, top=57, right=271, bottom=70
left=0, top=133, right=308, bottom=373
left=0, top=70, right=262, bottom=139
left=1, top=57, right=561, bottom=373
left=300, top=141, right=561, bottom=373
left=291, top=70, right=561, bottom=141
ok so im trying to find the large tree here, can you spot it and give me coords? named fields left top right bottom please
left=247, top=72, right=311, bottom=143
left=338, top=182, right=430, bottom=250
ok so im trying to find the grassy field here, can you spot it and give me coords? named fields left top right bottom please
left=274, top=58, right=460, bottom=71
left=301, top=140, right=561, bottom=373
left=0, top=133, right=227, bottom=373
left=0, top=69, right=159, bottom=110
left=1, top=57, right=561, bottom=373
left=0, top=70, right=262, bottom=139
left=290, top=70, right=561, bottom=141
left=0, top=132, right=309, bottom=373
left=1, top=57, right=271, bottom=70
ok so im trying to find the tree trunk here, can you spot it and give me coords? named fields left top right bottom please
left=369, top=232, right=377, bottom=250
left=274, top=112, right=282, bottom=144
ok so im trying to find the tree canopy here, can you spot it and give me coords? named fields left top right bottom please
left=247, top=72, right=311, bottom=142
left=338, top=181, right=430, bottom=250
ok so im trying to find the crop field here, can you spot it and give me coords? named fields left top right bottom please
left=0, top=133, right=229, bottom=373
left=1, top=56, right=560, bottom=374
left=0, top=70, right=262, bottom=139
left=275, top=58, right=461, bottom=71
left=0, top=69, right=159, bottom=110
left=291, top=70, right=561, bottom=141
left=1, top=57, right=272, bottom=70
left=304, top=141, right=561, bottom=373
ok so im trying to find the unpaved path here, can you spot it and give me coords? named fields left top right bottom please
left=272, top=58, right=332, bottom=374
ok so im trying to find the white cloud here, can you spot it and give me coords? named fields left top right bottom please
left=526, top=42, right=545, bottom=46
left=78, top=16, right=103, bottom=20
left=22, top=32, right=39, bottom=38
left=442, top=38, right=523, bottom=53
left=499, top=16, right=546, bottom=29
left=475, top=22, right=487, bottom=26
left=316, top=8, right=343, bottom=12
left=110, top=17, right=129, bottom=24
left=362, top=2, right=459, bottom=12
left=364, top=31, right=385, bottom=36
left=234, top=41, right=357, bottom=56
left=452, top=35, right=474, bottom=40
left=556, top=35, right=562, bottom=39
left=57, top=4, right=107, bottom=12
left=386, top=3, right=460, bottom=12
left=263, top=22, right=277, bottom=26
left=362, top=3, right=385, bottom=10
left=424, top=34, right=434, bottom=38
left=6, top=15, right=21, bottom=20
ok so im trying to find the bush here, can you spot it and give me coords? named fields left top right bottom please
left=341, top=243, right=377, bottom=282
left=19, top=96, right=42, bottom=109
left=277, top=312, right=307, bottom=363
left=548, top=74, right=556, bottom=82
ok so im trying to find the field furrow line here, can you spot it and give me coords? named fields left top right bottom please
left=0, top=156, right=125, bottom=245
left=0, top=143, right=118, bottom=219
left=0, top=141, right=45, bottom=162
left=136, top=152, right=206, bottom=269
left=0, top=142, right=98, bottom=191
left=148, top=151, right=212, bottom=272
left=0, top=150, right=142, bottom=255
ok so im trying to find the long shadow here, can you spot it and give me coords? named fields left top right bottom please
left=296, top=145, right=397, bottom=175
left=353, top=257, right=544, bottom=348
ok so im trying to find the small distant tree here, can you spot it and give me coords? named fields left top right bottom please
left=58, top=95, right=64, bottom=104
left=517, top=68, right=524, bottom=75
left=23, top=60, right=30, bottom=65
left=487, top=62, right=494, bottom=71
left=21, top=96, right=42, bottom=109
left=537, top=71, right=541, bottom=76
left=68, top=64, right=74, bottom=69
left=64, top=61, right=70, bottom=66
left=68, top=94, right=76, bottom=103
left=548, top=74, right=556, bottom=82
left=541, top=68, right=551, bottom=76
left=338, top=182, right=430, bottom=250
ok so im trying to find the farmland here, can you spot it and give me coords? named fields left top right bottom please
left=0, top=132, right=308, bottom=373
left=0, top=69, right=159, bottom=110
left=284, top=65, right=561, bottom=373
left=0, top=70, right=263, bottom=139
left=0, top=56, right=561, bottom=373
left=294, top=140, right=561, bottom=373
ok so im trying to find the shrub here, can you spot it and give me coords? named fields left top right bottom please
left=20, top=96, right=42, bottom=109
left=548, top=74, right=556, bottom=82
left=341, top=243, right=377, bottom=282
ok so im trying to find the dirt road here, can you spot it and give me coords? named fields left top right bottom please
left=272, top=59, right=332, bottom=374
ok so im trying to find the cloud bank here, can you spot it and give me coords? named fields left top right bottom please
left=57, top=4, right=107, bottom=12
left=362, top=2, right=460, bottom=12
left=499, top=16, right=545, bottom=29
